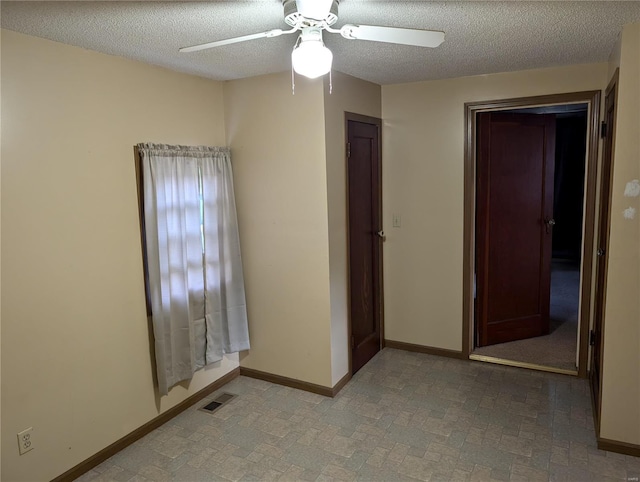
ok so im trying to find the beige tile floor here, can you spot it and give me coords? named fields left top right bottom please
left=77, top=348, right=640, bottom=481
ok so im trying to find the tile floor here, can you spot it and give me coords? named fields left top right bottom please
left=78, top=348, right=639, bottom=481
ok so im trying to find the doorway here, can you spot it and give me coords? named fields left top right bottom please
left=474, top=112, right=556, bottom=348
left=346, top=113, right=383, bottom=375
left=463, top=92, right=601, bottom=377
left=591, top=70, right=618, bottom=430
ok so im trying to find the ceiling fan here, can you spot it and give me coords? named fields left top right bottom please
left=180, top=0, right=445, bottom=79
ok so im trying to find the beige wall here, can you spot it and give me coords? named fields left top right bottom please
left=0, top=27, right=3, bottom=482
left=609, top=34, right=622, bottom=79
left=2, top=25, right=637, bottom=482
left=224, top=73, right=334, bottom=387
left=1, top=30, right=238, bottom=481
left=323, top=72, right=381, bottom=385
left=381, top=63, right=609, bottom=351
left=600, top=22, right=640, bottom=446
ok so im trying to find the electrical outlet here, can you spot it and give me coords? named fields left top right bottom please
left=17, top=427, right=34, bottom=455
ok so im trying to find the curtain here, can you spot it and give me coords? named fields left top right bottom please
left=139, top=144, right=249, bottom=395
left=201, top=155, right=251, bottom=364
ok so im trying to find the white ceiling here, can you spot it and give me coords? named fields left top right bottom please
left=2, top=1, right=639, bottom=85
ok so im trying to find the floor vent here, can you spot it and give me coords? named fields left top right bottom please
left=199, top=392, right=236, bottom=414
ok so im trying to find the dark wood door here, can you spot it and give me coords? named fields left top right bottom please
left=347, top=116, right=382, bottom=374
left=591, top=72, right=617, bottom=423
left=476, top=113, right=556, bottom=346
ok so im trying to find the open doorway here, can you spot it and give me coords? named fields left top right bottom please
left=463, top=91, right=601, bottom=378
left=472, top=105, right=587, bottom=372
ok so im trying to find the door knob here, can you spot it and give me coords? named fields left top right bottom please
left=376, top=230, right=385, bottom=241
left=544, top=218, right=556, bottom=233
left=597, top=248, right=605, bottom=257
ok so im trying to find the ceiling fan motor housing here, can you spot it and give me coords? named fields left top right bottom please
left=283, top=0, right=339, bottom=28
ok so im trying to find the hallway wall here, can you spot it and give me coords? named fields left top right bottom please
left=381, top=62, right=608, bottom=351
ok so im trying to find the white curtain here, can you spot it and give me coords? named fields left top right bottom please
left=201, top=157, right=251, bottom=363
left=139, top=144, right=249, bottom=395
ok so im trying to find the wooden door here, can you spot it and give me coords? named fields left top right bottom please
left=347, top=115, right=382, bottom=374
left=591, top=71, right=618, bottom=422
left=476, top=113, right=556, bottom=346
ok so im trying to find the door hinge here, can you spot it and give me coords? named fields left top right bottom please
left=590, top=330, right=596, bottom=346
left=351, top=334, right=355, bottom=349
left=346, top=142, right=351, bottom=159
left=600, top=121, right=607, bottom=139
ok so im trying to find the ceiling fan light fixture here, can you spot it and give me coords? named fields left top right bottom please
left=291, top=29, right=333, bottom=79
left=181, top=1, right=445, bottom=83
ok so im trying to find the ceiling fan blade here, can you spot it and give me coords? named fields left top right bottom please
left=180, top=29, right=287, bottom=53
left=295, top=0, right=333, bottom=20
left=339, top=24, right=445, bottom=48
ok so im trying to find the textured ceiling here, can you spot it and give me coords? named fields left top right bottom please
left=2, top=1, right=640, bottom=85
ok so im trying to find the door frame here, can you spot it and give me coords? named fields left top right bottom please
left=345, top=112, right=384, bottom=375
left=591, top=70, right=618, bottom=433
left=463, top=91, right=601, bottom=378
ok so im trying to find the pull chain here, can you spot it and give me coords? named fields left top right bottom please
left=291, top=35, right=302, bottom=96
left=329, top=69, right=332, bottom=94
left=291, top=65, right=295, bottom=95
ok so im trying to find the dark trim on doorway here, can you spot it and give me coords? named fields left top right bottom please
left=580, top=92, right=604, bottom=379
left=463, top=91, right=601, bottom=378
left=385, top=340, right=465, bottom=359
left=344, top=112, right=384, bottom=376
left=344, top=111, right=383, bottom=126
left=51, top=367, right=240, bottom=482
left=589, top=369, right=601, bottom=433
left=591, top=69, right=620, bottom=434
